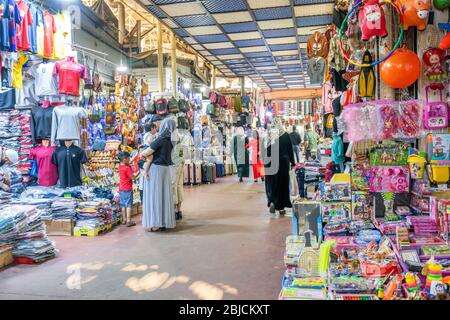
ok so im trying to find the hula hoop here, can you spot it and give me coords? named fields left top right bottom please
left=338, top=0, right=404, bottom=67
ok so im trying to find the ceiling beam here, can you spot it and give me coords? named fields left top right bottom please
left=264, top=88, right=321, bottom=100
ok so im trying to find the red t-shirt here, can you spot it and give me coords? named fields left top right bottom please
left=118, top=164, right=133, bottom=191
left=16, top=0, right=32, bottom=51
left=43, top=10, right=55, bottom=58
left=53, top=57, right=86, bottom=96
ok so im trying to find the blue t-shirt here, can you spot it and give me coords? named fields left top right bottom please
left=0, top=0, right=10, bottom=50
left=8, top=0, right=21, bottom=52
left=28, top=4, right=38, bottom=54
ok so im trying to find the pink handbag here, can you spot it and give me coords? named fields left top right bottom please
left=423, top=86, right=448, bottom=130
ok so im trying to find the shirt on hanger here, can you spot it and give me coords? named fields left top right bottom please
left=29, top=145, right=58, bottom=186
left=16, top=0, right=32, bottom=52
left=31, top=105, right=54, bottom=144
left=35, top=7, right=44, bottom=56
left=51, top=106, right=87, bottom=145
left=7, top=0, right=21, bottom=52
left=53, top=13, right=68, bottom=59
left=28, top=3, right=38, bottom=54
left=307, top=57, right=326, bottom=84
left=53, top=57, right=86, bottom=96
left=43, top=10, right=55, bottom=58
left=28, top=61, right=58, bottom=96
left=51, top=144, right=87, bottom=188
left=15, top=75, right=37, bottom=109
left=12, top=51, right=27, bottom=89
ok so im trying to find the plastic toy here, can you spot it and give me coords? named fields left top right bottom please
left=370, top=166, right=410, bottom=193
left=408, top=154, right=427, bottom=179
left=405, top=272, right=421, bottom=292
left=378, top=103, right=400, bottom=140
left=433, top=0, right=449, bottom=10
left=383, top=274, right=403, bottom=299
left=423, top=48, right=447, bottom=82
left=439, top=33, right=450, bottom=50
left=423, top=86, right=449, bottom=130
left=358, top=0, right=388, bottom=40
left=358, top=50, right=376, bottom=97
left=380, top=47, right=421, bottom=88
left=398, top=100, right=422, bottom=138
left=423, top=258, right=443, bottom=296
left=398, top=0, right=431, bottom=30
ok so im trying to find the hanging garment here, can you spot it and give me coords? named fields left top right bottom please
left=12, top=51, right=27, bottom=89
left=15, top=76, right=37, bottom=109
left=31, top=105, right=54, bottom=144
left=358, top=50, right=375, bottom=98
left=35, top=7, right=44, bottom=56
left=43, top=10, right=55, bottom=58
left=29, top=145, right=58, bottom=186
left=28, top=4, right=38, bottom=54
left=331, top=134, right=345, bottom=164
left=51, top=106, right=87, bottom=145
left=53, top=13, right=68, bottom=59
left=53, top=56, right=86, bottom=96
left=331, top=68, right=349, bottom=92
left=1, top=0, right=21, bottom=52
left=29, top=61, right=58, bottom=97
left=16, top=0, right=32, bottom=52
left=306, top=31, right=329, bottom=59
left=307, top=57, right=326, bottom=84
left=51, top=144, right=87, bottom=188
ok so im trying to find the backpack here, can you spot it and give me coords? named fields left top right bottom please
left=206, top=103, right=216, bottom=116
left=168, top=97, right=179, bottom=113
left=156, top=98, right=168, bottom=115
left=178, top=99, right=188, bottom=112
left=144, top=100, right=156, bottom=114
left=234, top=96, right=243, bottom=113
left=177, top=116, right=190, bottom=130
left=210, top=92, right=219, bottom=104
left=423, top=86, right=449, bottom=129
left=218, top=95, right=227, bottom=107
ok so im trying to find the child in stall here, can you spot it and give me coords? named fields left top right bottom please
left=118, top=151, right=136, bottom=227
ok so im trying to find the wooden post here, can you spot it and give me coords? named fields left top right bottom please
left=171, top=31, right=177, bottom=97
left=240, top=77, right=245, bottom=96
left=157, top=22, right=164, bottom=93
left=136, top=20, right=142, bottom=53
left=211, top=65, right=216, bottom=90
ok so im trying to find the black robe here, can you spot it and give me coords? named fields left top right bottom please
left=233, top=135, right=249, bottom=178
left=264, top=132, right=295, bottom=211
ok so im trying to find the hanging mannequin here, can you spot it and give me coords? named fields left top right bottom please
left=29, top=139, right=58, bottom=186
left=51, top=140, right=87, bottom=188
left=51, top=101, right=87, bottom=146
left=53, top=54, right=87, bottom=97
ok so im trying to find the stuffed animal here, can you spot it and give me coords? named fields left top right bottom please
left=423, top=48, right=447, bottom=82
left=358, top=0, right=388, bottom=41
left=398, top=0, right=431, bottom=30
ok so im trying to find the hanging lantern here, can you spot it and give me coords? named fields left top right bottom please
left=380, top=47, right=421, bottom=89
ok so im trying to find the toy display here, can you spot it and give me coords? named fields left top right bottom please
left=429, top=134, right=450, bottom=162
left=351, top=162, right=371, bottom=191
left=397, top=0, right=431, bottom=31
left=352, top=192, right=374, bottom=221
left=423, top=87, right=449, bottom=130
left=320, top=183, right=352, bottom=202
left=292, top=200, right=322, bottom=248
left=423, top=48, right=447, bottom=83
left=322, top=202, right=351, bottom=223
left=369, top=166, right=410, bottom=193
left=370, top=144, right=409, bottom=166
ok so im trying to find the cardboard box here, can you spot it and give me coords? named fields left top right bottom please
left=44, top=219, right=74, bottom=236
left=131, top=204, right=142, bottom=217
left=0, top=250, right=13, bottom=269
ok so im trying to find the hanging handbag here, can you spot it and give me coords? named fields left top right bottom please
left=210, top=91, right=219, bottom=104
left=178, top=99, right=188, bottom=112
left=144, top=100, right=156, bottom=114
left=141, top=79, right=149, bottom=96
left=156, top=98, right=168, bottom=115
left=206, top=103, right=216, bottom=115
left=84, top=54, right=93, bottom=90
left=92, top=60, right=102, bottom=93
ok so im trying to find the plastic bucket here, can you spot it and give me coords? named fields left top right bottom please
left=430, top=165, right=450, bottom=184
left=408, top=155, right=427, bottom=179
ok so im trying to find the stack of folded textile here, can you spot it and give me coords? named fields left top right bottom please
left=12, top=238, right=56, bottom=262
left=12, top=111, right=32, bottom=176
left=0, top=205, right=32, bottom=245
left=76, top=199, right=113, bottom=229
left=51, top=198, right=77, bottom=220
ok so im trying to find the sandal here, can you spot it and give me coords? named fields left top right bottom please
left=150, top=227, right=159, bottom=232
left=127, top=221, right=136, bottom=227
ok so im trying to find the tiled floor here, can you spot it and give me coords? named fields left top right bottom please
left=0, top=176, right=290, bottom=300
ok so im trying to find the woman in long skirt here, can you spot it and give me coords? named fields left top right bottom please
left=233, top=127, right=249, bottom=183
left=264, top=118, right=295, bottom=215
left=141, top=118, right=177, bottom=232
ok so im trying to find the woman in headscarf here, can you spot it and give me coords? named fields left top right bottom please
left=263, top=118, right=295, bottom=215
left=141, top=117, right=177, bottom=232
left=232, top=126, right=249, bottom=183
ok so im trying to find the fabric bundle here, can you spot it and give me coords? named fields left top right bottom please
left=76, top=199, right=113, bottom=228
left=51, top=198, right=77, bottom=220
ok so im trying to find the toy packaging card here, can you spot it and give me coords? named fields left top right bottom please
left=351, top=162, right=371, bottom=191
left=369, top=166, right=410, bottom=193
left=428, top=134, right=450, bottom=162
left=352, top=192, right=374, bottom=221
left=321, top=202, right=351, bottom=223
left=293, top=201, right=322, bottom=248
left=320, top=182, right=352, bottom=202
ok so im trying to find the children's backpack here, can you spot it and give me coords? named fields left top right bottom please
left=178, top=99, right=188, bottom=112
left=177, top=116, right=190, bottom=130
left=210, top=92, right=219, bottom=104
left=234, top=96, right=243, bottom=113
left=206, top=103, right=216, bottom=116
left=423, top=86, right=449, bottom=129
left=218, top=95, right=227, bottom=107
left=144, top=100, right=156, bottom=114
left=169, top=97, right=179, bottom=113
left=156, top=98, right=168, bottom=115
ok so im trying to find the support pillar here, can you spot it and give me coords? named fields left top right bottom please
left=157, top=22, right=165, bottom=93
left=212, top=66, right=216, bottom=90
left=240, top=77, right=245, bottom=96
left=171, top=31, right=177, bottom=97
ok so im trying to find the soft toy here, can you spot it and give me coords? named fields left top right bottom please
left=423, top=48, right=447, bottom=82
left=398, top=0, right=431, bottom=30
left=358, top=0, right=388, bottom=41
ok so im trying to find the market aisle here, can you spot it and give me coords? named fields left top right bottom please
left=0, top=177, right=290, bottom=300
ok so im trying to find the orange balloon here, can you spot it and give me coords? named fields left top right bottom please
left=380, top=48, right=421, bottom=89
